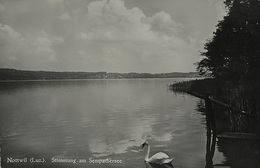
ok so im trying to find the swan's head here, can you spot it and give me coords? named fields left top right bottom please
left=141, top=141, right=149, bottom=148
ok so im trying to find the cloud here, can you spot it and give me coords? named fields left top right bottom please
left=65, top=0, right=196, bottom=72
left=0, top=0, right=205, bottom=72
left=148, top=11, right=183, bottom=36
left=0, top=23, right=64, bottom=70
left=84, top=0, right=152, bottom=41
left=0, top=24, right=23, bottom=45
left=58, top=13, right=71, bottom=20
left=83, top=0, right=182, bottom=43
left=75, top=32, right=93, bottom=40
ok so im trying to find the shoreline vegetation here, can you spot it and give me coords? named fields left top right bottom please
left=170, top=79, right=260, bottom=134
left=0, top=68, right=200, bottom=81
left=170, top=78, right=260, bottom=167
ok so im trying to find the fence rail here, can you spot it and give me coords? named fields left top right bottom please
left=187, top=91, right=260, bottom=121
left=187, top=91, right=260, bottom=140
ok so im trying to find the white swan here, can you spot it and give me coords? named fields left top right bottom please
left=141, top=141, right=173, bottom=164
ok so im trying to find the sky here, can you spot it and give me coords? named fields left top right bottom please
left=0, top=0, right=226, bottom=73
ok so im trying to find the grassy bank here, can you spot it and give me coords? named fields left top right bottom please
left=170, top=79, right=260, bottom=134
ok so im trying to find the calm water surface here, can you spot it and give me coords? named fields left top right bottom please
left=0, top=78, right=225, bottom=168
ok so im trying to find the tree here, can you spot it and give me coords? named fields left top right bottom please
left=197, top=0, right=260, bottom=81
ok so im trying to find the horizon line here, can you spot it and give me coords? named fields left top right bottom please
left=0, top=68, right=198, bottom=74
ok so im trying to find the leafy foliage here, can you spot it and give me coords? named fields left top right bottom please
left=197, top=0, right=260, bottom=81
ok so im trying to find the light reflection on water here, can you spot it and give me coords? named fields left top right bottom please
left=0, top=78, right=224, bottom=168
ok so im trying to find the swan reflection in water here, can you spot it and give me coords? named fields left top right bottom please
left=145, top=162, right=174, bottom=168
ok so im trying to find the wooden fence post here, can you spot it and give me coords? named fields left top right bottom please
left=205, top=95, right=217, bottom=168
left=205, top=95, right=216, bottom=135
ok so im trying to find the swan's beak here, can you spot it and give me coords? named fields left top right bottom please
left=141, top=143, right=145, bottom=148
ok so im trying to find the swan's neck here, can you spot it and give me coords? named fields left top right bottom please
left=145, top=144, right=150, bottom=161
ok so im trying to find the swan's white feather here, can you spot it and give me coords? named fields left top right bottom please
left=147, top=152, right=173, bottom=164
left=159, top=158, right=174, bottom=164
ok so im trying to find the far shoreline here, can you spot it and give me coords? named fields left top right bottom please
left=0, top=77, right=203, bottom=83
left=0, top=68, right=201, bottom=81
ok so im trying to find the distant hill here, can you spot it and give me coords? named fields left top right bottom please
left=0, top=68, right=201, bottom=80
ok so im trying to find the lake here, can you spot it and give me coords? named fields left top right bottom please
left=0, top=78, right=225, bottom=168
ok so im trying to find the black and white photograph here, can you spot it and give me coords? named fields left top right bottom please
left=0, top=0, right=260, bottom=168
